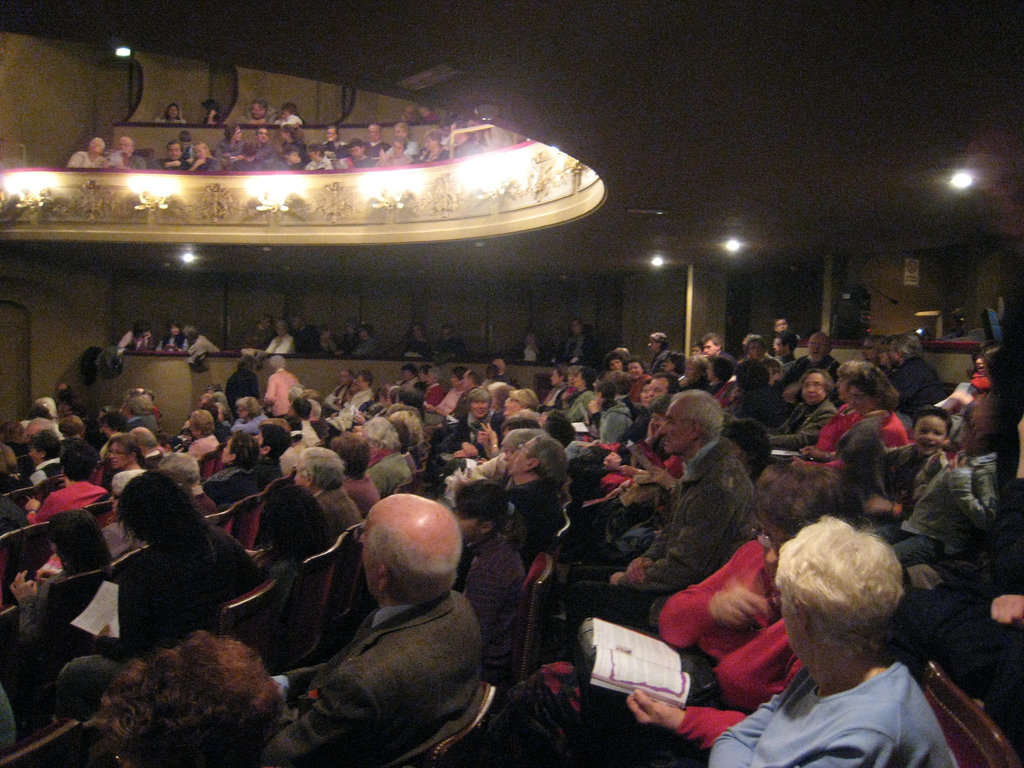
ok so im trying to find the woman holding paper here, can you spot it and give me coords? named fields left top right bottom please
left=624, top=463, right=861, bottom=757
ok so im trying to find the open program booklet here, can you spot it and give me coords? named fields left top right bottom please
left=585, top=618, right=691, bottom=707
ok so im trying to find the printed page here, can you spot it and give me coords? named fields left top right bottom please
left=71, top=580, right=120, bottom=638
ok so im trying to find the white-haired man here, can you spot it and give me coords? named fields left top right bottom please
left=262, top=494, right=482, bottom=768
left=569, top=390, right=755, bottom=631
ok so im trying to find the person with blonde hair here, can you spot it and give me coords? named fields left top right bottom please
left=185, top=410, right=218, bottom=459
left=709, top=517, right=953, bottom=768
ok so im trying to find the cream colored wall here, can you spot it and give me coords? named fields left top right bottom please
left=133, top=53, right=213, bottom=124
left=0, top=252, right=112, bottom=417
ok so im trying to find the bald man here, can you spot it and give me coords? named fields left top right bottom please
left=262, top=495, right=483, bottom=768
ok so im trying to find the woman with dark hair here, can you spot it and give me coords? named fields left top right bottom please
left=453, top=480, right=525, bottom=684
left=157, top=102, right=186, bottom=123
left=769, top=369, right=837, bottom=450
left=331, top=432, right=379, bottom=517
left=55, top=471, right=259, bottom=721
left=260, top=484, right=330, bottom=614
left=96, top=632, right=283, bottom=768
left=729, top=360, right=786, bottom=429
left=708, top=356, right=737, bottom=407
left=279, top=124, right=308, bottom=165
left=11, top=509, right=111, bottom=644
left=215, top=124, right=246, bottom=170
left=544, top=365, right=570, bottom=410
left=202, top=431, right=259, bottom=509
left=562, top=365, right=597, bottom=423
left=158, top=321, right=188, bottom=352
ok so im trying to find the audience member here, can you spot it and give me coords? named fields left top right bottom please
left=26, top=438, right=107, bottom=523
left=768, top=369, right=837, bottom=450
left=264, top=355, right=300, bottom=417
left=160, top=452, right=217, bottom=516
left=67, top=137, right=107, bottom=168
left=261, top=494, right=482, bottom=767
left=365, top=417, right=412, bottom=497
left=453, top=480, right=525, bottom=684
left=108, top=136, right=148, bottom=170
left=96, top=632, right=283, bottom=768
left=202, top=431, right=259, bottom=509
left=886, top=332, right=948, bottom=426
left=56, top=471, right=260, bottom=721
left=331, top=432, right=380, bottom=517
left=708, top=518, right=952, bottom=768
left=296, top=446, right=361, bottom=538
left=364, top=122, right=390, bottom=158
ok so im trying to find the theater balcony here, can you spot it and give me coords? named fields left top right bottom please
left=0, top=142, right=604, bottom=246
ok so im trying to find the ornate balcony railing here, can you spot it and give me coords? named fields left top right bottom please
left=0, top=141, right=604, bottom=245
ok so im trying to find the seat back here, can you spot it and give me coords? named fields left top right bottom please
left=420, top=682, right=496, bottom=768
left=37, top=569, right=106, bottom=682
left=204, top=507, right=235, bottom=530
left=509, top=552, right=555, bottom=684
left=324, top=523, right=365, bottom=630
left=83, top=499, right=116, bottom=529
left=0, top=718, right=83, bottom=768
left=33, top=474, right=66, bottom=504
left=261, top=473, right=295, bottom=496
left=198, top=443, right=226, bottom=479
left=277, top=532, right=345, bottom=671
left=17, top=523, right=53, bottom=583
left=0, top=529, right=23, bottom=606
left=922, top=660, right=1022, bottom=768
left=110, top=547, right=145, bottom=582
left=227, top=495, right=263, bottom=549
left=218, top=578, right=282, bottom=668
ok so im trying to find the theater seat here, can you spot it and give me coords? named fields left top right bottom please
left=0, top=718, right=82, bottom=768
left=922, top=660, right=1022, bottom=768
left=509, top=552, right=555, bottom=684
left=418, top=682, right=496, bottom=768
left=217, top=578, right=282, bottom=668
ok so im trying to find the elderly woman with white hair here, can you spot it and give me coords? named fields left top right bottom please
left=364, top=417, right=412, bottom=498
left=296, top=447, right=361, bottom=538
left=708, top=517, right=953, bottom=768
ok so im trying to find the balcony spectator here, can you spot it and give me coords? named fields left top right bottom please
left=392, top=121, right=419, bottom=156
left=160, top=140, right=188, bottom=171
left=324, top=124, right=347, bottom=159
left=415, top=129, right=445, bottom=163
left=305, top=143, right=333, bottom=170
left=379, top=138, right=413, bottom=167
left=188, top=142, right=216, bottom=172
left=241, top=127, right=279, bottom=171
left=200, top=98, right=222, bottom=125
left=155, top=102, right=186, bottom=123
left=365, top=123, right=390, bottom=159
left=279, top=125, right=308, bottom=165
left=108, top=136, right=147, bottom=170
left=274, top=101, right=303, bottom=126
left=265, top=319, right=295, bottom=355
left=215, top=124, right=246, bottom=170
left=67, top=138, right=107, bottom=168
left=177, top=130, right=196, bottom=164
left=248, top=98, right=269, bottom=124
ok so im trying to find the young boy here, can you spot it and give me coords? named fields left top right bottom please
left=885, top=405, right=997, bottom=567
left=305, top=142, right=334, bottom=171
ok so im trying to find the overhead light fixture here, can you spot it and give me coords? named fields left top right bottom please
left=724, top=238, right=742, bottom=253
left=181, top=251, right=196, bottom=264
left=115, top=47, right=132, bottom=57
left=398, top=64, right=460, bottom=91
left=650, top=255, right=665, bottom=267
left=949, top=171, right=973, bottom=189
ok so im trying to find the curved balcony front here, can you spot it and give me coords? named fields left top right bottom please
left=0, top=141, right=604, bottom=246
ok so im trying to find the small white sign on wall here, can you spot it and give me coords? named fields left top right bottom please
left=903, top=258, right=920, bottom=287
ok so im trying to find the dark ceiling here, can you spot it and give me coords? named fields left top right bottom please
left=4, top=1, right=1024, bottom=275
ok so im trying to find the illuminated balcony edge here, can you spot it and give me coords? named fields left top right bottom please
left=0, top=141, right=605, bottom=245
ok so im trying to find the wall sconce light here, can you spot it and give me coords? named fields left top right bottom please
left=128, top=177, right=175, bottom=211
left=255, top=192, right=289, bottom=213
left=4, top=172, right=57, bottom=209
left=457, top=154, right=524, bottom=200
left=247, top=178, right=304, bottom=214
left=360, top=170, right=420, bottom=211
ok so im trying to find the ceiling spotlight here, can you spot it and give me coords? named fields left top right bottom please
left=115, top=47, right=132, bottom=57
left=650, top=255, right=665, bottom=267
left=724, top=238, right=742, bottom=253
left=181, top=252, right=196, bottom=264
left=949, top=171, right=973, bottom=190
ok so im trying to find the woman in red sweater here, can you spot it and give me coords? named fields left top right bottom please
left=625, top=462, right=862, bottom=756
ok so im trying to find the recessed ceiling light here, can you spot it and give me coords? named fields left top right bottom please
left=950, top=171, right=973, bottom=189
left=650, top=255, right=665, bottom=267
left=181, top=252, right=196, bottom=263
left=724, top=238, right=742, bottom=253
left=115, top=47, right=131, bottom=57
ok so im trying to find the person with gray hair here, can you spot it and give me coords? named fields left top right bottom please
left=710, top=517, right=953, bottom=768
left=297, top=447, right=361, bottom=537
left=262, top=494, right=482, bottom=768
left=129, top=427, right=163, bottom=468
left=506, top=433, right=568, bottom=566
left=570, top=390, right=754, bottom=632
left=886, top=332, right=948, bottom=426
left=365, top=417, right=412, bottom=498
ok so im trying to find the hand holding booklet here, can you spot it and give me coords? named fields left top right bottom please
left=71, top=580, right=120, bottom=638
left=586, top=618, right=691, bottom=707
